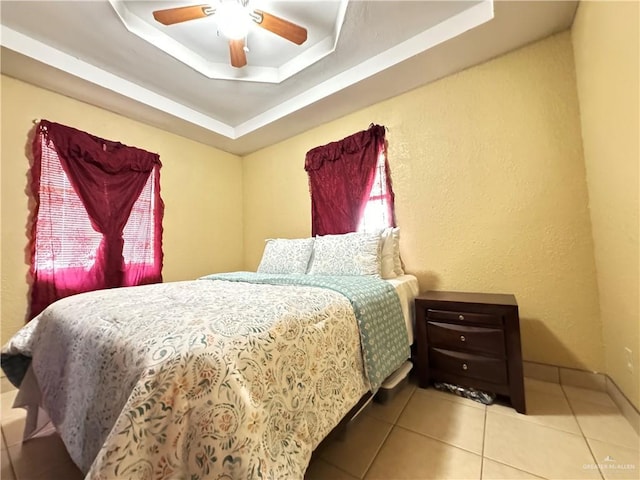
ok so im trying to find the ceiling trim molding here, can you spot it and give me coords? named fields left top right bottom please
left=234, top=0, right=494, bottom=137
left=0, top=25, right=235, bottom=138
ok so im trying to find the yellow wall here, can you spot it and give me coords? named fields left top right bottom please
left=244, top=32, right=605, bottom=373
left=4, top=15, right=634, bottom=400
left=572, top=1, right=639, bottom=408
left=0, top=75, right=244, bottom=344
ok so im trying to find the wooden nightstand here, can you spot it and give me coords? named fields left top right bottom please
left=415, top=291, right=526, bottom=414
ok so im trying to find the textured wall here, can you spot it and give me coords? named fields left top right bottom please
left=572, top=1, right=639, bottom=408
left=0, top=76, right=244, bottom=345
left=243, top=32, right=604, bottom=372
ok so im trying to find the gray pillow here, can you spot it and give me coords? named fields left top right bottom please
left=308, top=232, right=382, bottom=276
left=257, top=238, right=314, bottom=274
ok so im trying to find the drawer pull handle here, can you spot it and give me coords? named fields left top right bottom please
left=458, top=314, right=465, bottom=321
left=462, top=363, right=468, bottom=370
left=460, top=335, right=466, bottom=342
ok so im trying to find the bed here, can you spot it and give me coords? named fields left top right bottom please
left=1, top=270, right=418, bottom=479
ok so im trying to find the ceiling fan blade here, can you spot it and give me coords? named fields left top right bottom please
left=253, top=9, right=307, bottom=45
left=229, top=39, right=247, bottom=68
left=153, top=4, right=215, bottom=26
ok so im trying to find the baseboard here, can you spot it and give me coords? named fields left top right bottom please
left=605, top=376, right=640, bottom=436
left=524, top=360, right=639, bottom=435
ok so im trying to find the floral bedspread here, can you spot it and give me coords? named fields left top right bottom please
left=203, top=272, right=411, bottom=391
left=0, top=275, right=406, bottom=479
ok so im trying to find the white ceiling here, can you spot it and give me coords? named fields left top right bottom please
left=0, top=1, right=578, bottom=155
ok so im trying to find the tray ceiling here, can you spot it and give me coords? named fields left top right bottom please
left=0, top=1, right=578, bottom=155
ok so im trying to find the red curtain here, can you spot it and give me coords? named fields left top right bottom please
left=304, top=124, right=388, bottom=236
left=29, top=120, right=164, bottom=318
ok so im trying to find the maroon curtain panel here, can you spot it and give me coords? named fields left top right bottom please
left=382, top=146, right=398, bottom=228
left=29, top=120, right=163, bottom=318
left=305, top=124, right=387, bottom=236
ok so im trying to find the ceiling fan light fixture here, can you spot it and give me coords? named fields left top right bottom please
left=150, top=1, right=309, bottom=68
left=217, top=2, right=250, bottom=40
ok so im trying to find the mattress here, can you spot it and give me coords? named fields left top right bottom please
left=386, top=274, right=420, bottom=344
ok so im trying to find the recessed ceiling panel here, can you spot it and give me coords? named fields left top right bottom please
left=1, top=0, right=494, bottom=129
left=0, top=0, right=578, bottom=154
left=110, top=0, right=349, bottom=81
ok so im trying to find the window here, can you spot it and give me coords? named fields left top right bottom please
left=35, top=141, right=102, bottom=271
left=122, top=170, right=156, bottom=266
left=29, top=120, right=163, bottom=319
left=34, top=139, right=157, bottom=271
left=358, top=151, right=394, bottom=233
left=305, top=124, right=395, bottom=236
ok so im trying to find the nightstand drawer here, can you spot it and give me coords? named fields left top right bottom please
left=427, top=321, right=505, bottom=356
left=429, top=347, right=508, bottom=384
left=426, top=309, right=502, bottom=327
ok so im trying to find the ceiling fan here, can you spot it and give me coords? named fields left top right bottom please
left=152, top=1, right=308, bottom=68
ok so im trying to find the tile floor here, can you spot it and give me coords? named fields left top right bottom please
left=1, top=377, right=639, bottom=479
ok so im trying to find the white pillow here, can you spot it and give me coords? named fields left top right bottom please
left=257, top=238, right=314, bottom=274
left=380, top=228, right=397, bottom=279
left=391, top=227, right=405, bottom=276
left=308, top=232, right=382, bottom=276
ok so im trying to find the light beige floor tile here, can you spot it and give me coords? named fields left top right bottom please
left=1, top=447, right=16, bottom=480
left=524, top=378, right=564, bottom=396
left=484, top=411, right=600, bottom=479
left=0, top=391, right=21, bottom=421
left=397, top=388, right=485, bottom=454
left=1, top=412, right=26, bottom=448
left=481, top=458, right=545, bottom=479
left=571, top=399, right=639, bottom=449
left=305, top=458, right=358, bottom=480
left=563, top=384, right=616, bottom=407
left=365, top=426, right=482, bottom=479
left=365, top=381, right=415, bottom=424
left=488, top=388, right=581, bottom=434
left=320, top=414, right=392, bottom=478
left=8, top=433, right=83, bottom=480
left=586, top=438, right=640, bottom=480
left=1, top=389, right=18, bottom=404
left=416, top=385, right=487, bottom=410
left=0, top=376, right=16, bottom=395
